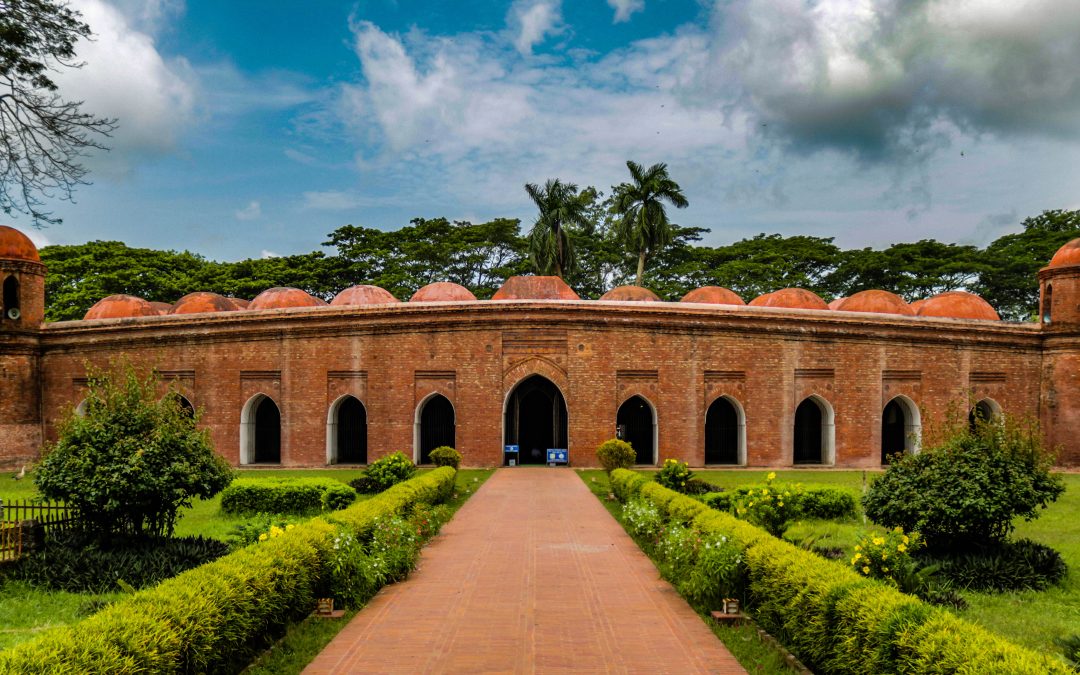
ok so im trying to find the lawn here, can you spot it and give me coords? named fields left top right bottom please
left=585, top=468, right=1080, bottom=662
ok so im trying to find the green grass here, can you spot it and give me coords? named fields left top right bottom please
left=0, top=581, right=124, bottom=651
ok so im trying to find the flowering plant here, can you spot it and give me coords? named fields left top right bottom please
left=656, top=458, right=693, bottom=491
left=732, top=472, right=803, bottom=536
left=851, top=526, right=921, bottom=585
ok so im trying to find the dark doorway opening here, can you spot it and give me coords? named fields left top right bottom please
left=177, top=395, right=194, bottom=418
left=705, top=397, right=739, bottom=464
left=969, top=399, right=997, bottom=430
left=617, top=396, right=655, bottom=465
left=336, top=396, right=368, bottom=464
left=419, top=395, right=455, bottom=464
left=254, top=397, right=281, bottom=464
left=881, top=399, right=906, bottom=463
left=3, top=275, right=19, bottom=318
left=504, top=375, right=567, bottom=465
left=794, top=398, right=823, bottom=464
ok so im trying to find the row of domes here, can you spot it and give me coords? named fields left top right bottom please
left=82, top=277, right=1001, bottom=322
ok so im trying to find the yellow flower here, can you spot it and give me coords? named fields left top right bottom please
left=853, top=553, right=861, bottom=562
left=749, top=501, right=755, bottom=507
left=901, top=536, right=909, bottom=544
left=881, top=553, right=888, bottom=560
left=862, top=566, right=870, bottom=574
left=270, top=526, right=284, bottom=538
left=854, top=545, right=861, bottom=551
left=761, top=489, right=768, bottom=495
left=883, top=567, right=889, bottom=573
left=767, top=472, right=776, bottom=481
left=258, top=533, right=268, bottom=541
left=893, top=526, right=903, bottom=533
left=872, top=537, right=885, bottom=546
left=778, top=502, right=784, bottom=507
left=286, top=524, right=295, bottom=531
left=897, top=544, right=906, bottom=553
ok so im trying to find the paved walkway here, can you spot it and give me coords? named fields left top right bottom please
left=305, top=468, right=745, bottom=674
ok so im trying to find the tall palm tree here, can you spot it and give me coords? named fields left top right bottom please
left=612, top=161, right=689, bottom=286
left=525, top=178, right=589, bottom=279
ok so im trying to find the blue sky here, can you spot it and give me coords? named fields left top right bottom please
left=15, top=0, right=1080, bottom=261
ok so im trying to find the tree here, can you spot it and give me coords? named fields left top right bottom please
left=1, top=0, right=116, bottom=226
left=524, top=179, right=590, bottom=279
left=35, top=361, right=234, bottom=539
left=612, top=161, right=688, bottom=286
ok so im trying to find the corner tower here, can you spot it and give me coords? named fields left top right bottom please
left=0, top=225, right=45, bottom=468
left=1040, top=238, right=1080, bottom=465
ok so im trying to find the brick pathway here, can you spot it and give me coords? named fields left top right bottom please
left=305, top=468, right=745, bottom=674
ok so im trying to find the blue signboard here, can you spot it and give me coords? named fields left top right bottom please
left=504, top=445, right=519, bottom=454
left=547, top=448, right=568, bottom=464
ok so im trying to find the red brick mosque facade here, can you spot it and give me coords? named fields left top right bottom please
left=2, top=225, right=1079, bottom=469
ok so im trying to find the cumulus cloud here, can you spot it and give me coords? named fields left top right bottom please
left=608, top=0, right=644, bottom=23
left=235, top=201, right=261, bottom=221
left=507, top=0, right=563, bottom=56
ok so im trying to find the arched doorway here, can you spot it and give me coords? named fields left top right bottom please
left=504, top=375, right=567, bottom=465
left=794, top=396, right=833, bottom=465
left=328, top=396, right=367, bottom=464
left=3, top=275, right=19, bottom=318
left=969, top=398, right=1001, bottom=430
left=881, top=396, right=921, bottom=463
left=705, top=396, right=742, bottom=465
left=417, top=394, right=455, bottom=464
left=177, top=395, right=195, bottom=418
left=242, top=395, right=280, bottom=464
left=617, top=395, right=655, bottom=465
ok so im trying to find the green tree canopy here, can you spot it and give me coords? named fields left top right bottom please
left=524, top=179, right=591, bottom=279
left=612, top=161, right=689, bottom=286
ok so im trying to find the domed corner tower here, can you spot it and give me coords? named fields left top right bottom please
left=0, top=225, right=46, bottom=469
left=1039, top=238, right=1080, bottom=466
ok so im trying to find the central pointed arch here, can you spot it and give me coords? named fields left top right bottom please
left=617, top=395, right=657, bottom=466
left=327, top=395, right=368, bottom=464
left=794, top=395, right=835, bottom=465
left=882, top=395, right=921, bottom=463
left=415, top=394, right=455, bottom=464
left=705, top=395, right=745, bottom=465
left=503, top=374, right=568, bottom=465
left=241, top=394, right=280, bottom=465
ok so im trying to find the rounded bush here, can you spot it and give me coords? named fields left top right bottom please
left=429, top=446, right=462, bottom=469
left=359, top=451, right=417, bottom=492
left=595, top=439, right=635, bottom=472
left=921, top=538, right=1068, bottom=591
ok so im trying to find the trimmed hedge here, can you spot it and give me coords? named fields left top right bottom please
left=220, top=477, right=357, bottom=515
left=701, top=484, right=858, bottom=521
left=609, top=469, right=1069, bottom=675
left=0, top=467, right=458, bottom=674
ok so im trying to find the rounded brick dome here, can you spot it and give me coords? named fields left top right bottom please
left=600, top=285, right=660, bottom=302
left=169, top=292, right=239, bottom=315
left=908, top=298, right=927, bottom=314
left=680, top=286, right=745, bottom=305
left=84, top=295, right=159, bottom=320
left=915, top=291, right=1000, bottom=321
left=248, top=287, right=326, bottom=310
left=827, top=297, right=845, bottom=310
left=409, top=282, right=477, bottom=302
left=749, top=288, right=829, bottom=311
left=148, top=301, right=173, bottom=315
left=331, top=285, right=400, bottom=306
left=227, top=297, right=249, bottom=310
left=835, top=290, right=914, bottom=316
left=1048, top=238, right=1080, bottom=268
left=0, top=225, right=40, bottom=262
left=492, top=276, right=580, bottom=300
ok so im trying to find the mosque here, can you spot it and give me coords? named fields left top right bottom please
left=1, top=224, right=1078, bottom=469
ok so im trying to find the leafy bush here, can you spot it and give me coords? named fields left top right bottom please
left=798, top=487, right=858, bottom=520
left=677, top=531, right=745, bottom=610
left=225, top=513, right=307, bottom=549
left=850, top=527, right=920, bottom=584
left=655, top=458, right=692, bottom=491
left=354, top=451, right=417, bottom=493
left=220, top=477, right=356, bottom=515
left=732, top=472, right=802, bottom=536
left=622, top=498, right=664, bottom=552
left=595, top=438, right=635, bottom=472
left=348, top=475, right=381, bottom=494
left=12, top=530, right=229, bottom=593
left=863, top=416, right=1064, bottom=550
left=611, top=470, right=649, bottom=502
left=429, top=446, right=462, bottom=469
left=35, top=361, right=234, bottom=539
left=921, top=538, right=1068, bottom=591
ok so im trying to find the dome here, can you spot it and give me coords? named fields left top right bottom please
left=915, top=291, right=1000, bottom=321
left=827, top=297, right=845, bottom=310
left=227, top=297, right=249, bottom=310
left=0, top=225, right=40, bottom=262
left=84, top=295, right=159, bottom=320
left=748, top=288, right=829, bottom=311
left=680, top=286, right=745, bottom=305
left=835, top=290, right=914, bottom=316
left=908, top=298, right=927, bottom=314
left=148, top=301, right=173, bottom=315
left=169, top=292, right=239, bottom=315
left=600, top=285, right=660, bottom=302
left=1048, top=238, right=1080, bottom=268
left=248, top=287, right=327, bottom=310
left=331, top=285, right=400, bottom=306
left=492, top=276, right=580, bottom=301
left=409, top=282, right=477, bottom=302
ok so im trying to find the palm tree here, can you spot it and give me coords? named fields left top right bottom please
left=525, top=179, right=589, bottom=279
left=612, top=161, right=689, bottom=286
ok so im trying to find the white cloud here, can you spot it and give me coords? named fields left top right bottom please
left=608, top=0, right=644, bottom=23
left=507, top=0, right=563, bottom=56
left=261, top=249, right=280, bottom=259
left=235, top=201, right=261, bottom=221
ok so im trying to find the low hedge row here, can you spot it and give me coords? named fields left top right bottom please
left=0, top=467, right=458, bottom=674
left=610, top=469, right=1069, bottom=675
left=700, top=484, right=858, bottom=520
left=220, top=477, right=357, bottom=515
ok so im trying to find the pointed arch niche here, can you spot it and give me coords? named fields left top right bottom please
left=326, top=395, right=368, bottom=464
left=240, top=394, right=281, bottom=465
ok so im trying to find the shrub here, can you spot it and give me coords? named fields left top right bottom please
left=677, top=532, right=745, bottom=611
left=34, top=361, right=234, bottom=539
left=863, top=415, right=1064, bottom=550
left=611, top=469, right=649, bottom=502
left=220, top=477, right=356, bottom=515
left=622, top=498, right=664, bottom=552
left=595, top=439, right=635, bottom=472
left=429, top=446, right=462, bottom=469
left=921, top=538, right=1068, bottom=591
left=850, top=527, right=921, bottom=586
left=797, top=487, right=858, bottom=520
left=356, top=451, right=417, bottom=493
left=732, top=472, right=802, bottom=536
left=655, top=458, right=692, bottom=491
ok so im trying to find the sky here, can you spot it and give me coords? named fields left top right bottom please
left=13, top=0, right=1080, bottom=261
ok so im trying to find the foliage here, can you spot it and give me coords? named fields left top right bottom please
left=220, top=477, right=356, bottom=515
left=863, top=415, right=1064, bottom=550
left=10, top=530, right=229, bottom=593
left=428, top=446, right=462, bottom=469
left=225, top=513, right=308, bottom=549
left=921, top=538, right=1068, bottom=592
left=0, top=0, right=117, bottom=226
left=35, top=361, right=234, bottom=539
left=1055, top=634, right=1080, bottom=671
left=611, top=160, right=689, bottom=285
left=524, top=179, right=592, bottom=278
left=655, top=458, right=693, bottom=492
left=702, top=484, right=856, bottom=522
left=850, top=527, right=920, bottom=585
left=354, top=451, right=417, bottom=493
left=595, top=438, right=636, bottom=473
left=676, top=531, right=744, bottom=611
left=731, top=472, right=803, bottom=537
